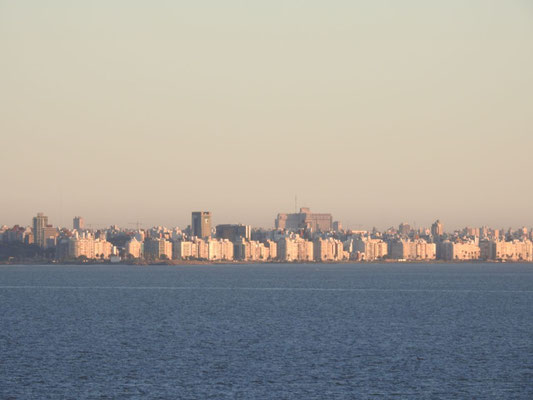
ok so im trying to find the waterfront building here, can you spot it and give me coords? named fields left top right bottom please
left=277, top=238, right=299, bottom=261
left=234, top=239, right=271, bottom=261
left=68, top=234, right=95, bottom=259
left=219, top=239, right=234, bottom=261
left=480, top=239, right=533, bottom=261
left=297, top=238, right=314, bottom=261
left=440, top=241, right=480, bottom=261
left=390, top=239, right=436, bottom=260
left=207, top=238, right=234, bottom=261
left=144, top=238, right=172, bottom=260
left=277, top=236, right=313, bottom=261
left=125, top=237, right=142, bottom=259
left=64, top=232, right=113, bottom=260
left=94, top=238, right=113, bottom=259
left=265, top=240, right=277, bottom=260
left=313, top=238, right=347, bottom=262
left=348, top=237, right=388, bottom=261
left=173, top=240, right=196, bottom=260
left=234, top=239, right=252, bottom=261
left=196, top=238, right=209, bottom=259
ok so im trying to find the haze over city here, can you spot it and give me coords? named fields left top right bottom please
left=1, top=1, right=532, bottom=230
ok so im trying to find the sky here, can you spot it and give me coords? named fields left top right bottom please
left=1, top=0, right=532, bottom=231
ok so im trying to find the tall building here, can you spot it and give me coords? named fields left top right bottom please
left=32, top=212, right=48, bottom=248
left=192, top=211, right=211, bottom=238
left=431, top=220, right=444, bottom=237
left=275, top=207, right=332, bottom=232
left=73, top=216, right=85, bottom=231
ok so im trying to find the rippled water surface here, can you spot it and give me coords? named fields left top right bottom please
left=1, top=263, right=532, bottom=399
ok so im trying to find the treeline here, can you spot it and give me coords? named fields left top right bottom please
left=0, top=242, right=55, bottom=262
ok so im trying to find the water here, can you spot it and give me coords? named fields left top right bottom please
left=1, top=263, right=532, bottom=399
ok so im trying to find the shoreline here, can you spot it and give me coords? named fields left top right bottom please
left=1, top=259, right=532, bottom=266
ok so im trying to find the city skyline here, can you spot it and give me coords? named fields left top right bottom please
left=3, top=210, right=533, bottom=263
left=2, top=208, right=533, bottom=233
left=1, top=1, right=532, bottom=230
left=1, top=201, right=532, bottom=232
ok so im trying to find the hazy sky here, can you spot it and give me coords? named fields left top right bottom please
left=1, top=0, right=532, bottom=230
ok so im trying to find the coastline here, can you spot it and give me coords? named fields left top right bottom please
left=1, top=259, right=532, bottom=266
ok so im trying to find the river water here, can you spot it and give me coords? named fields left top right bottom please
left=1, top=263, right=532, bottom=399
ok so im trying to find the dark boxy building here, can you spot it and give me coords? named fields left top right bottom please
left=191, top=211, right=211, bottom=238
left=215, top=224, right=251, bottom=242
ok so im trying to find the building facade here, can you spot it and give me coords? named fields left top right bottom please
left=32, top=212, right=48, bottom=248
left=275, top=208, right=332, bottom=232
left=440, top=241, right=480, bottom=261
left=73, top=216, right=85, bottom=231
left=192, top=211, right=211, bottom=238
left=390, top=239, right=436, bottom=260
left=125, top=237, right=142, bottom=259
left=144, top=238, right=172, bottom=260
left=215, top=224, right=251, bottom=241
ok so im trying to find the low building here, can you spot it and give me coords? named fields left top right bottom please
left=440, top=241, right=480, bottom=261
left=347, top=237, right=388, bottom=261
left=125, top=237, right=143, bottom=259
left=173, top=240, right=197, bottom=260
left=144, top=238, right=172, bottom=260
left=234, top=239, right=273, bottom=261
left=277, top=237, right=313, bottom=261
left=62, top=232, right=113, bottom=260
left=313, top=238, right=347, bottom=262
left=480, top=239, right=533, bottom=261
left=207, top=239, right=234, bottom=261
left=390, top=239, right=436, bottom=261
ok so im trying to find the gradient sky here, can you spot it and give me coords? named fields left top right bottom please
left=1, top=0, right=532, bottom=230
